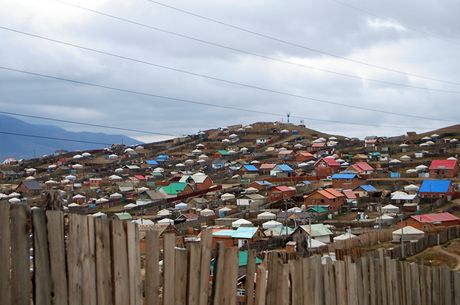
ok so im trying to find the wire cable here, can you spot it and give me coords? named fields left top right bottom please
left=52, top=1, right=458, bottom=94
left=0, top=131, right=114, bottom=146
left=1, top=26, right=458, bottom=123
left=145, top=0, right=460, bottom=86
left=0, top=65, right=449, bottom=130
left=0, top=110, right=176, bottom=137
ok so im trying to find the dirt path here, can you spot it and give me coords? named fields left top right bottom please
left=434, top=245, right=460, bottom=271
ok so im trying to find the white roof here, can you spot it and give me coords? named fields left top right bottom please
left=110, top=193, right=123, bottom=198
left=219, top=207, right=232, bottom=212
left=257, top=211, right=276, bottom=219
left=179, top=173, right=208, bottom=184
left=333, top=232, right=357, bottom=241
left=72, top=194, right=85, bottom=199
left=8, top=192, right=21, bottom=198
left=8, top=197, right=21, bottom=203
left=382, top=204, right=399, bottom=210
left=124, top=203, right=137, bottom=209
left=392, top=226, right=424, bottom=235
left=232, top=218, right=253, bottom=227
left=132, top=219, right=154, bottom=225
left=68, top=203, right=79, bottom=207
left=307, top=239, right=326, bottom=248
left=157, top=218, right=174, bottom=225
left=391, top=192, right=417, bottom=201
left=221, top=193, right=236, bottom=200
left=262, top=220, right=283, bottom=229
left=157, top=209, right=171, bottom=216
left=109, top=175, right=122, bottom=180
left=404, top=184, right=419, bottom=191
left=200, top=208, right=215, bottom=216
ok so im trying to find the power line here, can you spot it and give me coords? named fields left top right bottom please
left=0, top=65, right=446, bottom=130
left=52, top=1, right=458, bottom=94
left=329, top=0, right=460, bottom=47
left=0, top=110, right=176, bottom=137
left=145, top=0, right=460, bottom=86
left=0, top=131, right=113, bottom=146
left=1, top=26, right=459, bottom=123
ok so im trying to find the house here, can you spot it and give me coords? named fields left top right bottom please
left=314, top=157, right=340, bottom=179
left=241, top=164, right=259, bottom=174
left=429, top=160, right=459, bottom=178
left=364, top=136, right=384, bottom=151
left=278, top=150, right=294, bottom=160
left=331, top=173, right=364, bottom=189
left=155, top=154, right=169, bottom=163
left=15, top=179, right=42, bottom=196
left=346, top=162, right=375, bottom=177
left=292, top=224, right=333, bottom=245
left=158, top=182, right=193, bottom=198
left=390, top=191, right=418, bottom=205
left=303, top=188, right=345, bottom=211
left=295, top=151, right=315, bottom=162
left=179, top=173, right=213, bottom=191
left=259, top=163, right=276, bottom=175
left=418, top=180, right=456, bottom=201
left=268, top=186, right=296, bottom=202
left=398, top=212, right=459, bottom=232
left=270, top=164, right=294, bottom=177
left=342, top=189, right=358, bottom=206
left=0, top=170, right=22, bottom=182
left=211, top=227, right=265, bottom=249
left=353, top=184, right=377, bottom=198
left=236, top=194, right=266, bottom=209
left=250, top=180, right=273, bottom=192
left=214, top=150, right=230, bottom=159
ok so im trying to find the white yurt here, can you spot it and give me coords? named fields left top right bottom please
left=124, top=203, right=137, bottom=210
left=262, top=220, right=283, bottom=229
left=82, top=152, right=92, bottom=157
left=8, top=197, right=21, bottom=204
left=231, top=218, right=253, bottom=228
left=109, top=175, right=122, bottom=181
left=200, top=208, right=215, bottom=217
left=91, top=212, right=107, bottom=219
left=157, top=218, right=174, bottom=226
left=132, top=219, right=154, bottom=225
left=221, top=193, right=235, bottom=201
left=400, top=155, right=411, bottom=161
left=333, top=232, right=357, bottom=241
left=110, top=192, right=123, bottom=199
left=381, top=204, right=399, bottom=214
left=257, top=211, right=276, bottom=220
left=157, top=209, right=171, bottom=216
left=404, top=184, right=420, bottom=193
left=8, top=192, right=21, bottom=198
left=65, top=175, right=76, bottom=181
left=392, top=226, right=425, bottom=242
left=415, top=165, right=428, bottom=172
left=175, top=202, right=189, bottom=210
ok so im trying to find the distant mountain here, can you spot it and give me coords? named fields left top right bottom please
left=0, top=115, right=142, bottom=160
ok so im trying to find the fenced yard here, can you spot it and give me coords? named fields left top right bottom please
left=1, top=202, right=460, bottom=305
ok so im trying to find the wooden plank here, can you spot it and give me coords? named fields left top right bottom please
left=82, top=216, right=97, bottom=305
left=431, top=267, right=439, bottom=305
left=266, top=252, right=280, bottom=305
left=411, top=263, right=421, bottom=305
left=0, top=202, right=11, bottom=305
left=224, top=247, right=238, bottom=305
left=301, top=258, right=311, bottom=305
left=403, top=263, right=412, bottom=305
left=289, top=259, right=302, bottom=305
left=95, top=219, right=113, bottom=305
left=454, top=272, right=460, bottom=305
left=441, top=266, right=452, bottom=305
left=419, top=265, right=426, bottom=305
left=198, top=229, right=212, bottom=305
left=254, top=265, right=267, bottom=305
left=46, top=211, right=68, bottom=305
left=174, top=248, right=188, bottom=305
left=323, top=263, right=331, bottom=305
left=127, top=222, right=142, bottom=305
left=10, top=204, right=31, bottom=305
left=313, top=256, right=323, bottom=305
left=335, top=260, right=346, bottom=305
left=360, top=257, right=369, bottom=305
left=378, top=251, right=387, bottom=305
left=245, top=249, right=257, bottom=305
left=163, top=233, right=176, bottom=305
left=68, top=214, right=83, bottom=305
left=33, top=209, right=52, bottom=305
left=212, top=244, right=225, bottom=305
left=112, top=220, right=130, bottom=305
left=278, top=263, right=289, bottom=305
left=369, top=258, right=376, bottom=305
left=384, top=257, right=393, bottom=305
left=390, top=260, right=400, bottom=305
left=187, top=243, right=201, bottom=305
left=144, top=230, right=160, bottom=305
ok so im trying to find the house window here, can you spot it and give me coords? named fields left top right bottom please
left=321, top=199, right=324, bottom=203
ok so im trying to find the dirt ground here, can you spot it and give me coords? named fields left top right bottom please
left=407, top=238, right=460, bottom=271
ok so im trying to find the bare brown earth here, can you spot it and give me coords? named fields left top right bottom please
left=407, top=238, right=460, bottom=270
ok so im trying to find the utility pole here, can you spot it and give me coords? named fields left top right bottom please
left=287, top=112, right=291, bottom=124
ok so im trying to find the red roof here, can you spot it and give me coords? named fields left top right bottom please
left=315, top=157, right=340, bottom=167
left=411, top=212, right=459, bottom=223
left=354, top=162, right=374, bottom=172
left=317, top=189, right=337, bottom=200
left=312, top=143, right=326, bottom=148
left=274, top=186, right=294, bottom=192
left=429, top=160, right=458, bottom=170
left=134, top=175, right=146, bottom=180
left=324, top=188, right=345, bottom=198
left=260, top=163, right=276, bottom=170
left=343, top=189, right=357, bottom=199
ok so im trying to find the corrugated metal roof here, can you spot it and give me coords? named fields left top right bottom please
left=429, top=160, right=458, bottom=170
left=331, top=173, right=357, bottom=179
left=419, top=180, right=451, bottom=193
left=411, top=212, right=459, bottom=223
left=300, top=224, right=332, bottom=237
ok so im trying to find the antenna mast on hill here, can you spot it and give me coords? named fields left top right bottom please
left=287, top=112, right=291, bottom=123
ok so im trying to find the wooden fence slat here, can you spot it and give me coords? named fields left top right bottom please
left=0, top=202, right=11, bottom=305
left=83, top=216, right=97, bottom=305
left=163, top=233, right=176, bottom=305
left=46, top=211, right=68, bottom=305
left=223, top=247, right=238, bottom=305
left=265, top=252, right=280, bottom=305
left=112, top=220, right=130, bottom=305
left=278, top=263, right=289, bottom=305
left=213, top=244, right=226, bottom=305
left=187, top=243, right=201, bottom=305
left=334, top=260, right=346, bottom=305
left=289, top=259, right=302, bottom=305
left=313, top=256, right=323, bottom=305
left=301, top=257, right=311, bottom=305
left=199, top=229, right=212, bottom=305
left=68, top=214, right=83, bottom=305
left=127, top=222, right=141, bottom=305
left=454, top=271, right=460, bottom=305
left=95, top=218, right=113, bottom=305
left=10, top=204, right=31, bottom=305
left=174, top=248, right=188, bottom=305
left=144, top=230, right=160, bottom=305
left=245, top=249, right=256, bottom=305
left=441, top=266, right=452, bottom=305
left=33, top=209, right=52, bottom=305
left=254, top=265, right=267, bottom=305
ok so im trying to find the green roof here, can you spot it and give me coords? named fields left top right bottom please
left=300, top=224, right=332, bottom=237
left=306, top=206, right=329, bottom=213
left=217, top=149, right=229, bottom=156
left=159, top=182, right=187, bottom=195
left=114, top=212, right=132, bottom=220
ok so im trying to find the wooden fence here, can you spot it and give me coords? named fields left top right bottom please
left=1, top=202, right=460, bottom=305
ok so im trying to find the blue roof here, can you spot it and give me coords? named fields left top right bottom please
left=332, top=173, right=357, bottom=179
left=357, top=185, right=377, bottom=192
left=243, top=164, right=259, bottom=172
left=232, top=227, right=258, bottom=239
left=276, top=164, right=294, bottom=172
left=419, top=180, right=451, bottom=193
left=255, top=180, right=272, bottom=186
left=146, top=160, right=159, bottom=165
left=156, top=154, right=169, bottom=161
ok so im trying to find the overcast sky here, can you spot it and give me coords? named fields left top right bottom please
left=1, top=0, right=460, bottom=142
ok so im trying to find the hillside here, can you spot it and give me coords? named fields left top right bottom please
left=0, top=115, right=141, bottom=159
left=418, top=124, right=460, bottom=139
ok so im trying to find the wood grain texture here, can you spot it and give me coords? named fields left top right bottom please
left=0, top=202, right=11, bottom=305
left=144, top=230, right=160, bottom=305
